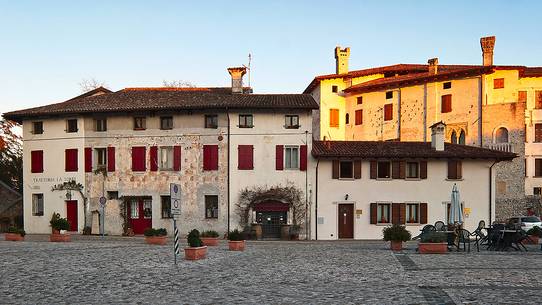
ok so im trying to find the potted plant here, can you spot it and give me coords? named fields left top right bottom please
left=49, top=212, right=71, bottom=242
left=144, top=228, right=168, bottom=245
left=184, top=229, right=207, bottom=260
left=290, top=224, right=301, bottom=240
left=525, top=226, right=542, bottom=244
left=200, top=230, right=220, bottom=246
left=418, top=231, right=448, bottom=254
left=5, top=227, right=25, bottom=241
left=382, top=224, right=411, bottom=251
left=228, top=229, right=246, bottom=251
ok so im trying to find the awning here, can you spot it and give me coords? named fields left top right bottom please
left=253, top=202, right=289, bottom=212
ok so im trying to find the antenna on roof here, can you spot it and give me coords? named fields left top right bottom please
left=243, top=53, right=252, bottom=88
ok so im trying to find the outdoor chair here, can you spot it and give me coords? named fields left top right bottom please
left=412, top=224, right=436, bottom=240
left=458, top=229, right=479, bottom=252
left=486, top=224, right=505, bottom=251
left=434, top=221, right=446, bottom=231
left=513, top=230, right=530, bottom=251
left=473, top=220, right=488, bottom=245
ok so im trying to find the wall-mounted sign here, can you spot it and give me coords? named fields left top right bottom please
left=355, top=209, right=363, bottom=215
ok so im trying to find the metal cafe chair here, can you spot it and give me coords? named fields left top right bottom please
left=434, top=221, right=446, bottom=231
left=412, top=224, right=436, bottom=240
left=473, top=220, right=488, bottom=245
left=458, top=229, right=479, bottom=252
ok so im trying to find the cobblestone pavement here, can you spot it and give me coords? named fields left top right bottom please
left=0, top=235, right=541, bottom=304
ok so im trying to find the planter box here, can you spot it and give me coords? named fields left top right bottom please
left=228, top=240, right=246, bottom=251
left=145, top=236, right=167, bottom=245
left=418, top=242, right=447, bottom=254
left=522, top=235, right=540, bottom=245
left=390, top=241, right=402, bottom=251
left=50, top=233, right=71, bottom=242
left=184, top=246, right=207, bottom=260
left=201, top=237, right=219, bottom=246
left=5, top=233, right=24, bottom=241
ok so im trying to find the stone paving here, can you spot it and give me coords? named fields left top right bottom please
left=0, top=235, right=541, bottom=304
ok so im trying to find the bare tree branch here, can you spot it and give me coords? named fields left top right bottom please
left=79, top=78, right=107, bottom=93
left=162, top=80, right=196, bottom=88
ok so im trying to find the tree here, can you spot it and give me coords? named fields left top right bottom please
left=79, top=78, right=107, bottom=93
left=0, top=118, right=22, bottom=192
left=162, top=80, right=196, bottom=88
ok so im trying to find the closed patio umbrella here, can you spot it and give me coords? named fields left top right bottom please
left=448, top=183, right=463, bottom=225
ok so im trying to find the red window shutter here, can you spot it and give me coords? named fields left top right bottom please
left=370, top=203, right=377, bottom=224
left=518, top=91, right=527, bottom=103
left=420, top=203, right=428, bottom=224
left=494, top=78, right=504, bottom=89
left=536, top=91, right=542, bottom=109
left=420, top=161, right=427, bottom=179
left=31, top=150, right=44, bottom=173
left=276, top=145, right=284, bottom=170
left=203, top=145, right=218, bottom=171
left=355, top=110, right=363, bottom=125
left=332, top=160, right=339, bottom=179
left=84, top=148, right=92, bottom=172
left=65, top=149, right=78, bottom=172
left=238, top=145, right=254, bottom=170
left=107, top=147, right=115, bottom=172
left=384, top=104, right=393, bottom=121
left=173, top=146, right=182, bottom=171
left=150, top=146, right=158, bottom=171
left=132, top=147, right=146, bottom=171
left=370, top=161, right=377, bottom=179
left=441, top=94, right=452, bottom=113
left=353, top=160, right=362, bottom=179
left=300, top=145, right=307, bottom=171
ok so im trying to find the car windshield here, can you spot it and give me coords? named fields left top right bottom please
left=521, top=216, right=541, bottom=223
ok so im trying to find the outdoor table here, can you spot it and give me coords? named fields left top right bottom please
left=500, top=230, right=521, bottom=251
left=443, top=230, right=459, bottom=251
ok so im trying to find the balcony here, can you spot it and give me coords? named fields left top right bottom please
left=485, top=143, right=514, bottom=153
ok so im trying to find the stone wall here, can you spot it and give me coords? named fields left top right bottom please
left=0, top=183, right=23, bottom=231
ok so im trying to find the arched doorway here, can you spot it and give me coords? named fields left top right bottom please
left=254, top=201, right=289, bottom=238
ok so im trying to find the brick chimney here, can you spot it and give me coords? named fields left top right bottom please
left=428, top=58, right=439, bottom=75
left=335, top=46, right=350, bottom=74
left=430, top=121, right=446, bottom=151
left=480, top=36, right=496, bottom=66
left=227, top=67, right=247, bottom=94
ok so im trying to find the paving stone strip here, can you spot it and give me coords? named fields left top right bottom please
left=418, top=286, right=457, bottom=305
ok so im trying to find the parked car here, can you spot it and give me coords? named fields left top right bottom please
left=507, top=216, right=542, bottom=231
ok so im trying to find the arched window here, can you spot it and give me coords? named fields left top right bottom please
left=495, top=127, right=509, bottom=143
left=459, top=130, right=466, bottom=145
left=345, top=113, right=350, bottom=125
left=450, top=131, right=457, bottom=144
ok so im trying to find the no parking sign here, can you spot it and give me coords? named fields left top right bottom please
left=170, top=183, right=181, bottom=216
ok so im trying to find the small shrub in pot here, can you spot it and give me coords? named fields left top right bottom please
left=144, top=228, right=167, bottom=245
left=382, top=224, right=411, bottom=251
left=5, top=227, right=25, bottom=241
left=228, top=229, right=246, bottom=251
left=185, top=229, right=207, bottom=260
left=200, top=230, right=220, bottom=246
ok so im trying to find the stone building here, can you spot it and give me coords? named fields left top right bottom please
left=0, top=180, right=23, bottom=231
left=305, top=36, right=542, bottom=222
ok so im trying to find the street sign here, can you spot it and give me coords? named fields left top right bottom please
left=170, top=183, right=181, bottom=215
left=99, top=196, right=107, bottom=206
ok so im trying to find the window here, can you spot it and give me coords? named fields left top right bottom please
left=534, top=187, right=542, bottom=196
left=332, top=85, right=338, bottom=93
left=66, top=119, right=78, bottom=133
left=130, top=200, right=139, bottom=219
left=31, top=150, right=44, bottom=173
left=386, top=91, right=393, bottom=99
left=239, top=114, right=253, bottom=128
left=447, top=160, right=462, bottom=179
left=536, top=124, right=542, bottom=143
left=159, top=147, right=174, bottom=170
left=535, top=159, right=542, bottom=177
left=495, top=127, right=509, bottom=143
left=459, top=130, right=466, bottom=145
left=95, top=148, right=107, bottom=169
left=32, top=194, right=44, bottom=216
left=441, top=94, right=452, bottom=113
left=450, top=131, right=457, bottom=144
left=377, top=161, right=391, bottom=179
left=161, top=196, right=172, bottom=219
left=377, top=203, right=391, bottom=224
left=107, top=191, right=118, bottom=200
left=536, top=91, right=542, bottom=109
left=203, top=145, right=219, bottom=171
left=160, top=116, right=173, bottom=130
left=406, top=162, right=419, bottom=179
left=345, top=113, right=350, bottom=125
left=238, top=145, right=254, bottom=170
left=143, top=199, right=152, bottom=219
left=205, top=114, right=218, bottom=129
left=32, top=121, right=43, bottom=134
left=339, top=161, right=353, bottom=179
left=406, top=203, right=419, bottom=223
left=131, top=147, right=146, bottom=171
left=285, top=115, right=299, bottom=129
left=384, top=104, right=393, bottom=121
left=355, top=110, right=363, bottom=125
left=284, top=146, right=299, bottom=169
left=443, top=82, right=452, bottom=89
left=357, top=96, right=363, bottom=104
left=205, top=195, right=218, bottom=219
left=65, top=149, right=78, bottom=172
left=95, top=118, right=107, bottom=132
left=494, top=78, right=504, bottom=89
left=518, top=91, right=527, bottom=103
left=329, top=109, right=339, bottom=127
left=134, top=117, right=146, bottom=130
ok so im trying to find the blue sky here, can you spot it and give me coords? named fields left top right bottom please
left=1, top=0, right=541, bottom=113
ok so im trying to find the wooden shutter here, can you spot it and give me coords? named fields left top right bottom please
left=107, top=147, right=115, bottom=172
left=203, top=145, right=218, bottom=171
left=518, top=91, right=527, bottom=103
left=493, top=78, right=504, bottom=89
left=300, top=145, right=307, bottom=171
left=150, top=146, right=158, bottom=171
left=355, top=110, right=363, bottom=125
left=536, top=159, right=542, bottom=177
left=370, top=161, right=377, bottom=179
left=392, top=161, right=401, bottom=179
left=441, top=94, right=452, bottom=113
left=84, top=147, right=92, bottom=172
left=330, top=109, right=339, bottom=127
left=353, top=160, right=362, bottom=179
left=31, top=150, right=43, bottom=173
left=536, top=91, right=542, bottom=109
left=535, top=124, right=542, bottom=142
left=420, top=203, right=428, bottom=224
left=173, top=146, right=182, bottom=171
left=275, top=145, right=284, bottom=170
left=131, top=147, right=146, bottom=171
left=392, top=203, right=400, bottom=224
left=65, top=149, right=78, bottom=172
left=457, top=160, right=462, bottom=179
left=420, top=161, right=427, bottom=179
left=238, top=145, right=254, bottom=170
left=370, top=203, right=377, bottom=224
left=384, top=104, right=393, bottom=121
left=399, top=203, right=406, bottom=224
left=399, top=161, right=406, bottom=179
left=447, top=160, right=457, bottom=179
left=332, top=160, right=339, bottom=179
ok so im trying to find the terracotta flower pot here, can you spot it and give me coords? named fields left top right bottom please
left=390, top=240, right=402, bottom=251
left=201, top=237, right=219, bottom=246
left=418, top=242, right=447, bottom=254
left=145, top=236, right=167, bottom=245
left=50, top=233, right=71, bottom=242
left=184, top=246, right=207, bottom=260
left=522, top=235, right=540, bottom=245
left=228, top=240, right=246, bottom=251
left=5, top=233, right=24, bottom=241
left=52, top=229, right=60, bottom=235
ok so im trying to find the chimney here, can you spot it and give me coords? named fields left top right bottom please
left=427, top=58, right=439, bottom=75
left=430, top=121, right=446, bottom=151
left=480, top=36, right=496, bottom=66
left=227, top=67, right=247, bottom=94
left=335, top=46, right=350, bottom=74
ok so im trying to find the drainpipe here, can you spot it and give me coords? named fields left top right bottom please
left=305, top=130, right=309, bottom=240
left=423, top=83, right=427, bottom=142
left=315, top=158, right=320, bottom=240
left=227, top=108, right=231, bottom=234
left=478, top=76, right=484, bottom=146
left=489, top=160, right=497, bottom=224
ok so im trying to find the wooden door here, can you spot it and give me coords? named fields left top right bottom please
left=66, top=200, right=78, bottom=231
left=338, top=204, right=354, bottom=239
left=128, top=198, right=152, bottom=234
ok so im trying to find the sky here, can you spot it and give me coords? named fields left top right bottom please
left=1, top=0, right=541, bottom=114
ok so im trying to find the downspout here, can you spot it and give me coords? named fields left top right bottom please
left=397, top=89, right=401, bottom=140
left=315, top=158, right=320, bottom=240
left=227, top=108, right=231, bottom=234
left=423, top=83, right=428, bottom=142
left=489, top=160, right=497, bottom=224
left=478, top=76, right=484, bottom=146
left=305, top=130, right=309, bottom=240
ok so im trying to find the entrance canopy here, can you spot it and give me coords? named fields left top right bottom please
left=253, top=202, right=289, bottom=212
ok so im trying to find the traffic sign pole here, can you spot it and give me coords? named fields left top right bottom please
left=173, top=218, right=179, bottom=265
left=170, top=183, right=182, bottom=265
